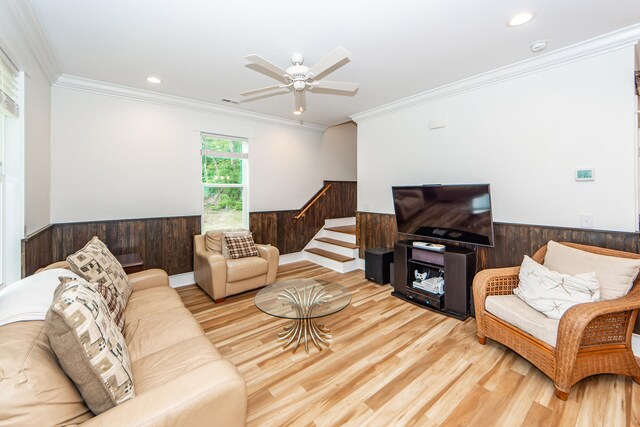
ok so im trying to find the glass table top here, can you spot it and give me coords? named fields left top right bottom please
left=255, top=278, right=352, bottom=320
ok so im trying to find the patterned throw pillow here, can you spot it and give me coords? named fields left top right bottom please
left=222, top=231, right=252, bottom=258
left=67, top=237, right=133, bottom=307
left=45, top=278, right=135, bottom=415
left=97, top=283, right=125, bottom=334
left=514, top=255, right=600, bottom=319
left=224, top=234, right=260, bottom=259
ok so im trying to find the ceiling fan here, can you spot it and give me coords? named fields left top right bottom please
left=240, top=47, right=359, bottom=115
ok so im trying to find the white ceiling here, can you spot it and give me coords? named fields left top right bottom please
left=30, top=0, right=640, bottom=127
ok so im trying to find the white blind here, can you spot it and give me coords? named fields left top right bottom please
left=0, top=51, right=19, bottom=118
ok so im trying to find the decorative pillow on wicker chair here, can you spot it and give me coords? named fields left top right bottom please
left=543, top=240, right=640, bottom=300
left=45, top=278, right=135, bottom=414
left=204, top=228, right=247, bottom=253
left=67, top=236, right=133, bottom=307
left=514, top=255, right=600, bottom=319
left=224, top=234, right=260, bottom=259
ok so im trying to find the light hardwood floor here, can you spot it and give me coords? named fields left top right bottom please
left=178, top=261, right=640, bottom=426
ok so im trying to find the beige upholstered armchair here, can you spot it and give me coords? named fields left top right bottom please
left=194, top=232, right=279, bottom=303
left=473, top=242, right=640, bottom=400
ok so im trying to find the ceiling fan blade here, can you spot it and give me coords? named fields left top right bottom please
left=240, top=89, right=290, bottom=103
left=240, top=85, right=282, bottom=97
left=244, top=54, right=289, bottom=83
left=307, top=47, right=350, bottom=79
left=312, top=81, right=359, bottom=93
left=294, top=90, right=306, bottom=113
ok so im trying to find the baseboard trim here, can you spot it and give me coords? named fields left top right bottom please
left=169, top=272, right=195, bottom=288
left=279, top=252, right=305, bottom=265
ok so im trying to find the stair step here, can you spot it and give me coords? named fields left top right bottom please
left=315, top=237, right=359, bottom=249
left=324, top=225, right=356, bottom=235
left=305, top=248, right=355, bottom=263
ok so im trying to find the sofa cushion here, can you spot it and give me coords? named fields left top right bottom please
left=67, top=236, right=133, bottom=306
left=125, top=286, right=185, bottom=322
left=205, top=228, right=246, bottom=253
left=485, top=294, right=560, bottom=347
left=125, top=307, right=204, bottom=361
left=224, top=234, right=260, bottom=259
left=132, top=336, right=222, bottom=393
left=0, top=321, right=92, bottom=425
left=543, top=240, right=640, bottom=300
left=45, top=278, right=135, bottom=414
left=226, top=256, right=269, bottom=282
left=514, top=255, right=599, bottom=319
left=0, top=268, right=81, bottom=327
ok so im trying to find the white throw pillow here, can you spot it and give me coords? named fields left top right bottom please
left=543, top=240, right=640, bottom=300
left=514, top=256, right=599, bottom=319
left=0, top=268, right=81, bottom=326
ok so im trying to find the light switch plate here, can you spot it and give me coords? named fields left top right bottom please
left=575, top=168, right=595, bottom=181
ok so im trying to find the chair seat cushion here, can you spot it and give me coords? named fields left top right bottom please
left=485, top=295, right=560, bottom=347
left=543, top=240, right=640, bottom=300
left=226, top=256, right=269, bottom=282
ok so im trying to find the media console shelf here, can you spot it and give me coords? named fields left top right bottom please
left=392, top=240, right=476, bottom=320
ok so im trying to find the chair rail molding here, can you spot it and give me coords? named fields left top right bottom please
left=54, top=75, right=327, bottom=132
left=351, top=24, right=640, bottom=123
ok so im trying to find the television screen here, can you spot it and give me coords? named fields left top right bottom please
left=392, top=184, right=494, bottom=246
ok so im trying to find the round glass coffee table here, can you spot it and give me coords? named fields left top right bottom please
left=255, top=278, right=351, bottom=353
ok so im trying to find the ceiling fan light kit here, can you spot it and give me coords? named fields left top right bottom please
left=241, top=47, right=359, bottom=116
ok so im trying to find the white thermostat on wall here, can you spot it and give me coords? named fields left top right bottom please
left=575, top=168, right=595, bottom=181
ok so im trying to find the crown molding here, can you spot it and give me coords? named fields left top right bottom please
left=351, top=24, right=640, bottom=123
left=53, top=75, right=327, bottom=132
left=7, top=0, right=60, bottom=84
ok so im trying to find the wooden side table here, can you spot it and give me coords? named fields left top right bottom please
left=116, top=253, right=144, bottom=275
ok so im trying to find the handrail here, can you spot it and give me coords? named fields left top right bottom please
left=293, top=183, right=332, bottom=220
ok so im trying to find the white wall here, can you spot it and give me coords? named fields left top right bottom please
left=50, top=85, right=356, bottom=222
left=318, top=122, right=357, bottom=181
left=356, top=47, right=637, bottom=232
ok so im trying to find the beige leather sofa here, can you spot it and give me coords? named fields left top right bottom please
left=194, top=234, right=279, bottom=303
left=0, top=265, right=247, bottom=426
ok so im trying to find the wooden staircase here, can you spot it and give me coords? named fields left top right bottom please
left=303, top=218, right=360, bottom=273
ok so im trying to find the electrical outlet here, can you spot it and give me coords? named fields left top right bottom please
left=580, top=214, right=593, bottom=229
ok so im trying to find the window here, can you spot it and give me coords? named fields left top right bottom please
left=201, top=133, right=248, bottom=231
left=0, top=49, right=20, bottom=288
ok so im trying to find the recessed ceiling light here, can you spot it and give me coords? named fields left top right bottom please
left=507, top=11, right=536, bottom=27
left=530, top=40, right=548, bottom=53
left=146, top=76, right=162, bottom=84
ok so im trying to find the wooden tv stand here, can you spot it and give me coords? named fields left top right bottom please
left=392, top=240, right=476, bottom=320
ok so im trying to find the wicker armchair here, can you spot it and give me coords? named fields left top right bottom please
left=473, top=242, right=640, bottom=400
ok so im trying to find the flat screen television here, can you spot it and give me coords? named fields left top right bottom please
left=392, top=184, right=494, bottom=247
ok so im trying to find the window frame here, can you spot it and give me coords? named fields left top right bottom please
left=200, top=133, right=249, bottom=232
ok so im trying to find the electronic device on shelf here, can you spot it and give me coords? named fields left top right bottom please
left=392, top=184, right=495, bottom=247
left=412, top=241, right=446, bottom=252
left=413, top=277, right=445, bottom=294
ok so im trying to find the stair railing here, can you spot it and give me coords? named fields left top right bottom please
left=293, top=183, right=332, bottom=220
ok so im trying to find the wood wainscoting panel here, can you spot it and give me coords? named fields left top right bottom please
left=22, top=215, right=201, bottom=277
left=355, top=212, right=398, bottom=258
left=250, top=181, right=356, bottom=254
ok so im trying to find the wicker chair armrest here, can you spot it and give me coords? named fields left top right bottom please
left=473, top=265, right=520, bottom=299
left=555, top=289, right=640, bottom=377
